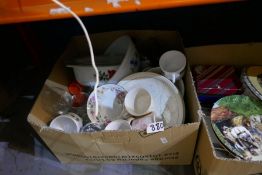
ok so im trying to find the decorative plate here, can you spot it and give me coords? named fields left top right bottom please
left=87, top=84, right=127, bottom=126
left=211, top=95, right=262, bottom=160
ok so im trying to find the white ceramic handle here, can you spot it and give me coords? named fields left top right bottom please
left=170, top=72, right=180, bottom=83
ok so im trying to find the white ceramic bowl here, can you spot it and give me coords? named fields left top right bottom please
left=68, top=63, right=119, bottom=87
left=67, top=35, right=140, bottom=87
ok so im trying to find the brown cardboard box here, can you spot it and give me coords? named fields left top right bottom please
left=27, top=30, right=200, bottom=164
left=186, top=43, right=262, bottom=175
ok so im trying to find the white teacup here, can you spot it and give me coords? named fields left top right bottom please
left=104, top=119, right=131, bottom=131
left=124, top=88, right=154, bottom=117
left=159, top=50, right=186, bottom=83
left=49, top=113, right=83, bottom=133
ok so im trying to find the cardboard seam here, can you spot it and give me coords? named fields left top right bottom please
left=188, top=63, right=203, bottom=122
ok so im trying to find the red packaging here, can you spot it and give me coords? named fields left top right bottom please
left=194, top=65, right=242, bottom=95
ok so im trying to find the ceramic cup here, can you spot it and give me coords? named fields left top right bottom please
left=104, top=119, right=131, bottom=131
left=124, top=87, right=154, bottom=117
left=128, top=113, right=155, bottom=130
left=49, top=113, right=83, bottom=133
left=87, top=84, right=128, bottom=125
left=159, top=50, right=186, bottom=83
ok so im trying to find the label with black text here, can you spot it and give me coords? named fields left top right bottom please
left=146, top=121, right=164, bottom=133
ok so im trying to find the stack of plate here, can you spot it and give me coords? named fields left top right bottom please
left=242, top=66, right=262, bottom=101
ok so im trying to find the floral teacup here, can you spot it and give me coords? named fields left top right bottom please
left=87, top=84, right=127, bottom=126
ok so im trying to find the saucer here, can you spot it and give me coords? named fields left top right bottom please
left=118, top=72, right=184, bottom=126
left=211, top=95, right=262, bottom=160
left=87, top=84, right=127, bottom=125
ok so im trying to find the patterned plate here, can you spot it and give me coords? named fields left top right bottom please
left=87, top=84, right=127, bottom=126
left=211, top=95, right=262, bottom=160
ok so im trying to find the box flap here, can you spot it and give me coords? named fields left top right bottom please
left=186, top=43, right=262, bottom=66
left=33, top=122, right=199, bottom=164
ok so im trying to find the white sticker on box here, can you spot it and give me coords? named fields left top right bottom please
left=160, top=137, right=168, bottom=144
left=146, top=121, right=164, bottom=134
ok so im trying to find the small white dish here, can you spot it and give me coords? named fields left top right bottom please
left=87, top=84, right=127, bottom=125
left=118, top=72, right=185, bottom=126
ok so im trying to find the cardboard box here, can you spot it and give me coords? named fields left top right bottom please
left=186, top=43, right=262, bottom=175
left=27, top=30, right=200, bottom=164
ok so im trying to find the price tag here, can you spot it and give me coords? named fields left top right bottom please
left=146, top=121, right=164, bottom=134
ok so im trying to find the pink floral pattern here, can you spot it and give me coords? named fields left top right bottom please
left=87, top=85, right=127, bottom=125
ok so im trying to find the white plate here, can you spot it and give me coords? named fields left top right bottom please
left=118, top=72, right=185, bottom=126
left=146, top=67, right=184, bottom=97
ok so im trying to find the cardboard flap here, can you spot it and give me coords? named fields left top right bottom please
left=185, top=66, right=202, bottom=122
left=186, top=43, right=262, bottom=65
